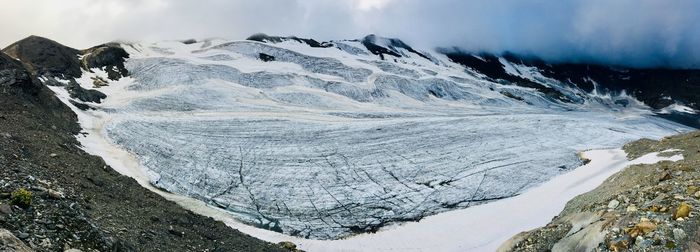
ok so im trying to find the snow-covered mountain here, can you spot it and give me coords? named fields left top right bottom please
left=7, top=35, right=696, bottom=239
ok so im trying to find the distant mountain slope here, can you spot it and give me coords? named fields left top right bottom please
left=246, top=34, right=700, bottom=126
left=443, top=50, right=700, bottom=110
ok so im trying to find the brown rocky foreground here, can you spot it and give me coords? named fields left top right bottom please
left=500, top=131, right=700, bottom=251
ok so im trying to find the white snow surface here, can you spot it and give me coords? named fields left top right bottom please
left=48, top=38, right=692, bottom=240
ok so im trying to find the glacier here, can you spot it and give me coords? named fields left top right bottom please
left=59, top=38, right=690, bottom=239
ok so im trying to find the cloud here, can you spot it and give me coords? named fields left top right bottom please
left=1, top=0, right=699, bottom=68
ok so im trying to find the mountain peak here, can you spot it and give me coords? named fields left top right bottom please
left=2, top=35, right=81, bottom=78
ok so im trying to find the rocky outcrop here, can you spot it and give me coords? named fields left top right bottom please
left=80, top=43, right=129, bottom=80
left=361, top=34, right=433, bottom=61
left=259, top=53, right=276, bottom=62
left=500, top=131, right=700, bottom=251
left=0, top=51, right=78, bottom=133
left=65, top=79, right=107, bottom=103
left=0, top=53, right=38, bottom=95
left=1, top=36, right=126, bottom=105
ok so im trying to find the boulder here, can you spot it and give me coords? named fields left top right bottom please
left=0, top=229, right=32, bottom=252
left=673, top=202, right=691, bottom=220
left=0, top=204, right=11, bottom=215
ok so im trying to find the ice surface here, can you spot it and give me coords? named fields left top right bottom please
left=62, top=39, right=690, bottom=239
left=226, top=149, right=683, bottom=252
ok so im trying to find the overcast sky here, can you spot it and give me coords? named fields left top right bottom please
left=2, top=0, right=699, bottom=68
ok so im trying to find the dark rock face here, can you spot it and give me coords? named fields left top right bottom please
left=2, top=36, right=82, bottom=79
left=443, top=50, right=700, bottom=112
left=0, top=52, right=76, bottom=132
left=361, top=36, right=400, bottom=59
left=65, top=79, right=107, bottom=103
left=181, top=39, right=197, bottom=45
left=69, top=100, right=96, bottom=111
left=81, top=43, right=130, bottom=80
left=259, top=53, right=276, bottom=62
left=0, top=51, right=80, bottom=133
left=442, top=51, right=572, bottom=103
left=361, top=34, right=432, bottom=61
left=528, top=62, right=700, bottom=110
left=0, top=53, right=38, bottom=95
left=247, top=33, right=332, bottom=48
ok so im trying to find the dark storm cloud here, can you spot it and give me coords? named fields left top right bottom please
left=2, top=0, right=699, bottom=68
left=364, top=0, right=700, bottom=68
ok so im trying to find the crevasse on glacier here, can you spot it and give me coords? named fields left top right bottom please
left=85, top=39, right=687, bottom=239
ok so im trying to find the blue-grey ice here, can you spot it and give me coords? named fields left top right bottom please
left=69, top=39, right=689, bottom=239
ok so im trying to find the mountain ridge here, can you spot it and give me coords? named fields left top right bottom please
left=239, top=33, right=700, bottom=126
